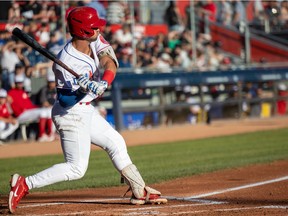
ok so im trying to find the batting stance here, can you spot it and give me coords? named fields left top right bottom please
left=8, top=6, right=167, bottom=213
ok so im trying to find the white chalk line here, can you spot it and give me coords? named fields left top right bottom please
left=24, top=204, right=288, bottom=216
left=186, top=175, right=288, bottom=199
left=18, top=175, right=288, bottom=215
left=124, top=205, right=288, bottom=216
left=22, top=202, right=219, bottom=216
left=160, top=205, right=288, bottom=216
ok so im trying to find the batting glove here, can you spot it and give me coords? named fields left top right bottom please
left=88, top=80, right=108, bottom=96
left=77, top=75, right=90, bottom=93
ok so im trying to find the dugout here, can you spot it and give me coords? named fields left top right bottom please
left=105, top=67, right=288, bottom=131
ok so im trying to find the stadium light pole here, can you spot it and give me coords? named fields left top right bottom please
left=61, top=1, right=67, bottom=45
left=244, top=21, right=251, bottom=64
left=129, top=1, right=137, bottom=68
left=190, top=0, right=197, bottom=66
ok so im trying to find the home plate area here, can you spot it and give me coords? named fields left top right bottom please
left=10, top=194, right=288, bottom=216
left=1, top=175, right=287, bottom=216
left=0, top=161, right=287, bottom=215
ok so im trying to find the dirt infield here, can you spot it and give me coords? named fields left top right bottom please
left=0, top=117, right=288, bottom=215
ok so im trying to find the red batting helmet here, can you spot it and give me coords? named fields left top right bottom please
left=67, top=6, right=106, bottom=39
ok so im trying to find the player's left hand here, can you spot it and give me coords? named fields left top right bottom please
left=77, top=75, right=90, bottom=93
left=88, top=80, right=108, bottom=96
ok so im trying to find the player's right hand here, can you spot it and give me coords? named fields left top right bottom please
left=77, top=75, right=107, bottom=96
left=88, top=80, right=108, bottom=96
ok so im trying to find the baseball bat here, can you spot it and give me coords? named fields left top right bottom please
left=12, top=27, right=80, bottom=78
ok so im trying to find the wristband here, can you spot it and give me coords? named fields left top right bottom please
left=102, top=70, right=115, bottom=86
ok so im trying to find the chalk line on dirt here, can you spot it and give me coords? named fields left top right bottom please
left=161, top=205, right=288, bottom=216
left=186, top=175, right=288, bottom=199
left=24, top=204, right=288, bottom=216
left=23, top=202, right=220, bottom=216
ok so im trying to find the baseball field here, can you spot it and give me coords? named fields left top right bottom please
left=0, top=117, right=287, bottom=215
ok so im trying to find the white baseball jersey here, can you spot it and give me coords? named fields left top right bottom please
left=53, top=34, right=111, bottom=104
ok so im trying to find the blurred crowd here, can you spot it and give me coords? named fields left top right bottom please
left=0, top=0, right=288, bottom=142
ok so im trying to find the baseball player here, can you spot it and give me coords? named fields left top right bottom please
left=8, top=6, right=167, bottom=214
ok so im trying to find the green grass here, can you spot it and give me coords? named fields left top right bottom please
left=0, top=128, right=287, bottom=194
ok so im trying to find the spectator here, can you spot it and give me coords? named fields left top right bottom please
left=34, top=70, right=57, bottom=138
left=23, top=44, right=47, bottom=67
left=279, top=0, right=288, bottom=29
left=46, top=31, right=64, bottom=56
left=84, top=0, right=106, bottom=19
left=0, top=40, right=22, bottom=91
left=216, top=0, right=232, bottom=26
left=277, top=83, right=288, bottom=115
left=136, top=50, right=157, bottom=68
left=243, top=82, right=262, bottom=118
left=9, top=63, right=26, bottom=90
left=149, top=0, right=167, bottom=24
left=102, top=22, right=114, bottom=42
left=106, top=0, right=125, bottom=24
left=167, top=30, right=181, bottom=51
left=0, top=30, right=11, bottom=49
left=155, top=53, right=173, bottom=73
left=172, top=43, right=191, bottom=69
left=14, top=41, right=30, bottom=67
left=250, top=0, right=265, bottom=29
left=154, top=32, right=168, bottom=52
left=163, top=1, right=185, bottom=32
left=201, top=0, right=217, bottom=23
left=182, top=86, right=201, bottom=125
left=193, top=49, right=207, bottom=71
left=35, top=1, right=58, bottom=25
left=20, top=0, right=42, bottom=21
left=35, top=70, right=57, bottom=108
left=264, top=1, right=281, bottom=28
left=113, top=23, right=133, bottom=48
left=0, top=88, right=19, bottom=142
left=7, top=75, right=54, bottom=142
left=8, top=1, right=21, bottom=22
left=206, top=42, right=225, bottom=71
left=35, top=22, right=50, bottom=46
left=118, top=48, right=132, bottom=68
left=0, top=40, right=21, bottom=74
left=9, top=62, right=33, bottom=95
left=231, top=0, right=247, bottom=28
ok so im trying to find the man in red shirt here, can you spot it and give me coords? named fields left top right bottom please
left=0, top=88, right=19, bottom=142
left=7, top=75, right=54, bottom=142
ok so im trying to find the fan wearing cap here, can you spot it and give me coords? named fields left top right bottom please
left=7, top=6, right=167, bottom=214
left=34, top=71, right=57, bottom=142
left=0, top=88, right=19, bottom=142
left=7, top=74, right=54, bottom=142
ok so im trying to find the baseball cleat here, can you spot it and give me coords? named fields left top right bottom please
left=130, top=187, right=168, bottom=205
left=8, top=174, right=29, bottom=214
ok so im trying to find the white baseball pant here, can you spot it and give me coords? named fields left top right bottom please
left=25, top=101, right=132, bottom=189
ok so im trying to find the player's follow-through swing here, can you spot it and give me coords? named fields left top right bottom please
left=8, top=6, right=167, bottom=214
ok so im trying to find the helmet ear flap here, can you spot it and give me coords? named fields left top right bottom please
left=81, top=28, right=94, bottom=39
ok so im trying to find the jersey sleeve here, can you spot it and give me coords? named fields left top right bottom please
left=94, top=35, right=119, bottom=68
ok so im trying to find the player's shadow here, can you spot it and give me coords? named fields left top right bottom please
left=52, top=200, right=132, bottom=206
left=22, top=194, right=132, bottom=206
